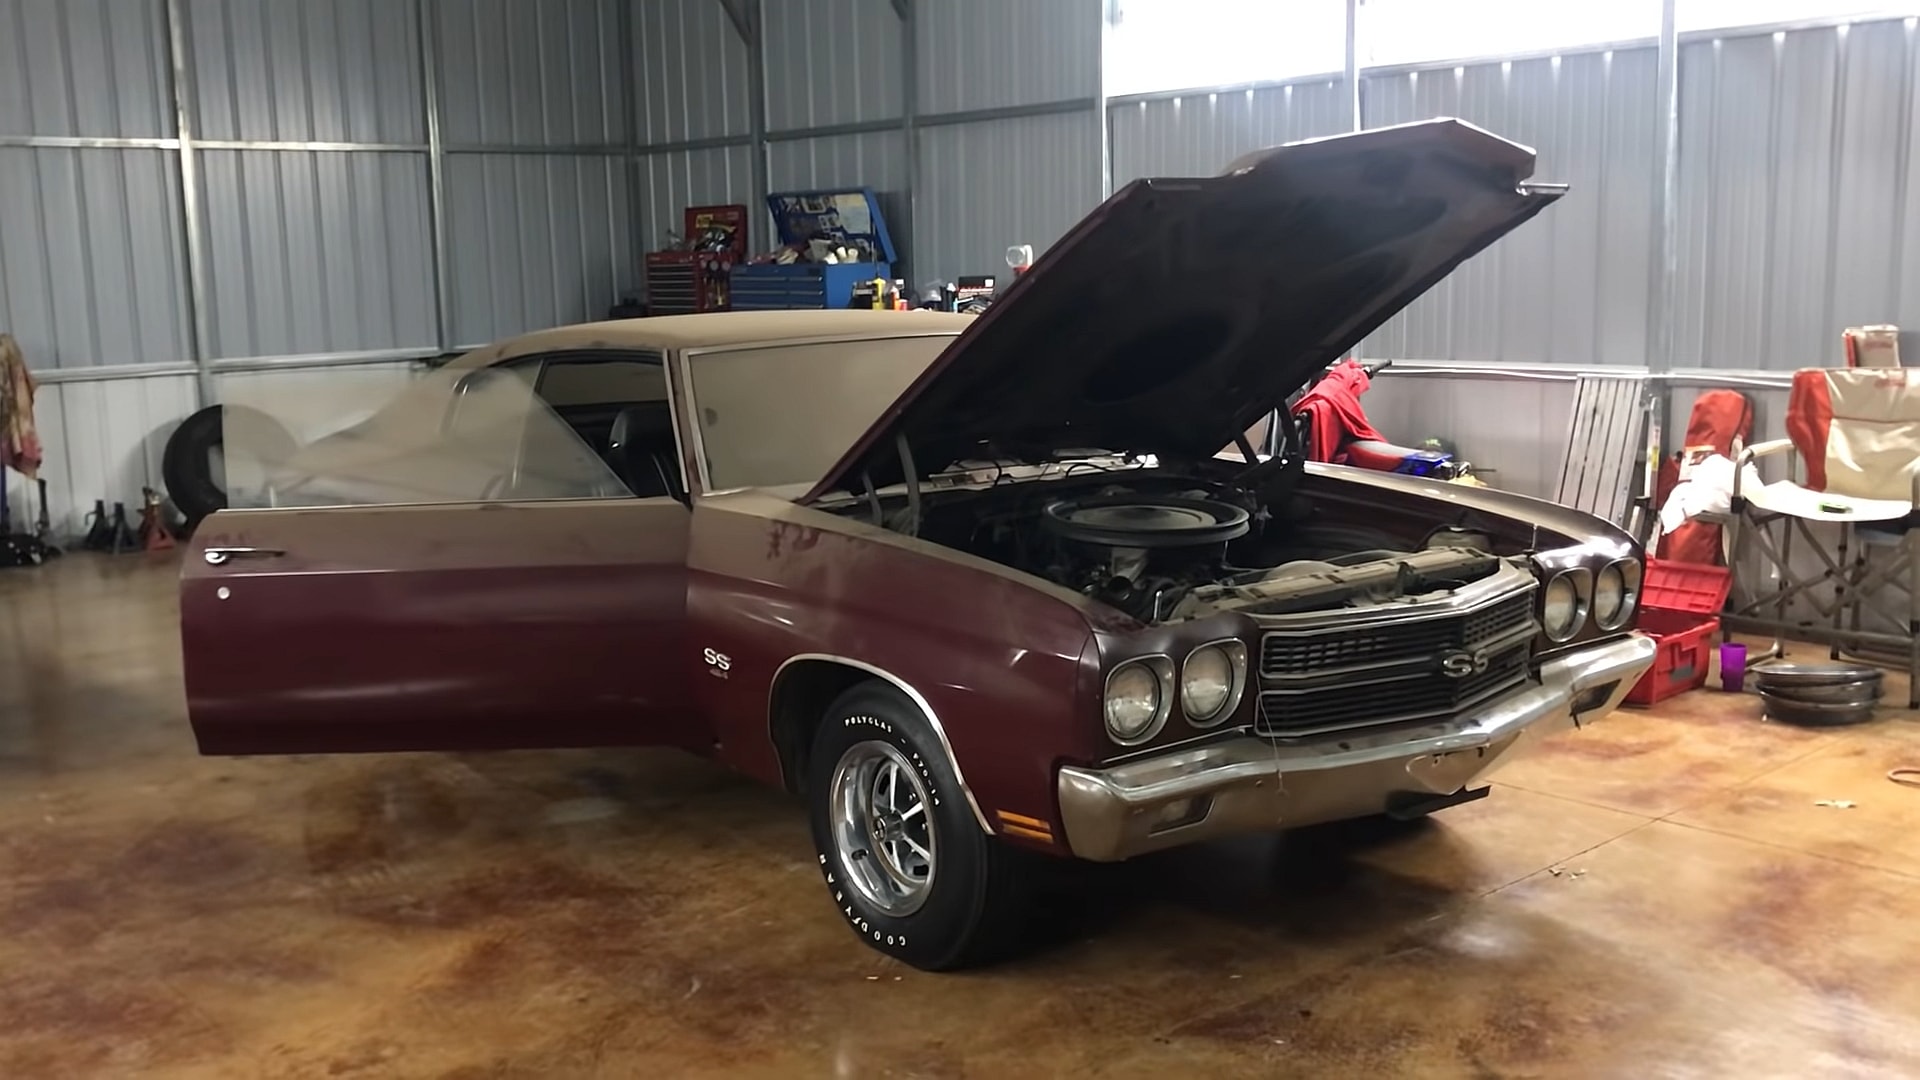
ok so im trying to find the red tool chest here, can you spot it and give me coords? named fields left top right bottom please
left=644, top=204, right=748, bottom=314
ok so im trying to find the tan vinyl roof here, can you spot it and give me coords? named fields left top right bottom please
left=444, top=309, right=977, bottom=370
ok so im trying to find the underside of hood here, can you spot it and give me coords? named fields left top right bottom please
left=804, top=118, right=1565, bottom=501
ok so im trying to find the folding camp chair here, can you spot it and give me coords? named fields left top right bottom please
left=1726, top=368, right=1920, bottom=707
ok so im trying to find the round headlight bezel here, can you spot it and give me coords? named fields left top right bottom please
left=1541, top=568, right=1592, bottom=643
left=1181, top=640, right=1247, bottom=727
left=1593, top=558, right=1641, bottom=631
left=1104, top=656, right=1173, bottom=745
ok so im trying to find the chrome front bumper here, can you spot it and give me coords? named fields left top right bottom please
left=1056, top=633, right=1657, bottom=861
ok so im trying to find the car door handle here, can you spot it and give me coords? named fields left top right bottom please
left=203, top=546, right=285, bottom=566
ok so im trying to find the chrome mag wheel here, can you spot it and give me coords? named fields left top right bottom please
left=828, top=739, right=937, bottom=917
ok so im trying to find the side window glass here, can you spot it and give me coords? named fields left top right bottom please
left=446, top=363, right=540, bottom=443
left=532, top=356, right=683, bottom=501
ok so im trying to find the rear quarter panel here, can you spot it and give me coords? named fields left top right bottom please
left=685, top=492, right=1106, bottom=842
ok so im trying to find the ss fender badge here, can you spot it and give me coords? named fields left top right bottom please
left=1440, top=649, right=1490, bottom=679
left=703, top=647, right=732, bottom=679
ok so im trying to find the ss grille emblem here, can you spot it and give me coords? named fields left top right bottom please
left=1440, top=649, right=1490, bottom=678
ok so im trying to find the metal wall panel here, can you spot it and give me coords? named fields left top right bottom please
left=0, top=0, right=174, bottom=138
left=186, top=0, right=424, bottom=144
left=633, top=143, right=755, bottom=265
left=3, top=374, right=200, bottom=540
left=916, top=0, right=1100, bottom=114
left=1109, top=78, right=1353, bottom=184
left=198, top=150, right=436, bottom=358
left=444, top=153, right=633, bottom=346
left=632, top=0, right=752, bottom=144
left=764, top=0, right=904, bottom=132
left=0, top=147, right=190, bottom=369
left=768, top=131, right=907, bottom=192
left=1674, top=19, right=1920, bottom=371
left=434, top=0, right=625, bottom=146
left=1359, top=375, right=1580, bottom=500
left=914, top=110, right=1103, bottom=287
left=1361, top=47, right=1660, bottom=367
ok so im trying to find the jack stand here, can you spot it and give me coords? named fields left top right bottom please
left=82, top=500, right=138, bottom=554
left=107, top=502, right=136, bottom=554
left=82, top=499, right=111, bottom=550
left=138, top=487, right=175, bottom=551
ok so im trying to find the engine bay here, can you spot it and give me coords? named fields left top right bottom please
left=846, top=468, right=1509, bottom=625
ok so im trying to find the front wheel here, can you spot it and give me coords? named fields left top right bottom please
left=807, top=682, right=1029, bottom=970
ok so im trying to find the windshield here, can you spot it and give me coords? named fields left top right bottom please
left=686, top=334, right=954, bottom=490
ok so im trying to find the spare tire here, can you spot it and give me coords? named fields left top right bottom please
left=162, top=404, right=298, bottom=524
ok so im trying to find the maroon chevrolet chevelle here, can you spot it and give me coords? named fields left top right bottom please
left=182, top=119, right=1656, bottom=969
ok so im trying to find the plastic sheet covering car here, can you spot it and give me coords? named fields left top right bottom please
left=221, top=364, right=631, bottom=510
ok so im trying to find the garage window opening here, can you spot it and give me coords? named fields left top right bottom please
left=687, top=336, right=955, bottom=491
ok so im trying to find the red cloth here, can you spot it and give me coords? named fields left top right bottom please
left=1655, top=389, right=1755, bottom=566
left=1292, top=358, right=1384, bottom=464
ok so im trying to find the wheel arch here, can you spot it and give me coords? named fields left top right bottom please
left=767, top=653, right=993, bottom=834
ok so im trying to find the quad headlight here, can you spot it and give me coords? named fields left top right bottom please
left=1181, top=641, right=1246, bottom=727
left=1104, top=657, right=1173, bottom=744
left=1594, top=559, right=1642, bottom=630
left=1540, top=568, right=1592, bottom=642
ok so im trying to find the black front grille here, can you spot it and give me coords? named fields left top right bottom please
left=1256, top=643, right=1531, bottom=737
left=1253, top=590, right=1538, bottom=738
left=1259, top=592, right=1535, bottom=679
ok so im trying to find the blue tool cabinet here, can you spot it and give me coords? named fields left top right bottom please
left=729, top=188, right=897, bottom=310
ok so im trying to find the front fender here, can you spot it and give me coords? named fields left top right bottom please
left=686, top=493, right=1104, bottom=849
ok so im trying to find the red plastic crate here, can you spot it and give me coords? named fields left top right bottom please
left=1624, top=559, right=1732, bottom=707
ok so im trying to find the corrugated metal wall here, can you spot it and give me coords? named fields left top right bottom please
left=1361, top=48, right=1662, bottom=367
left=764, top=1, right=903, bottom=131
left=434, top=0, right=626, bottom=146
left=0, top=0, right=189, bottom=538
left=632, top=0, right=753, bottom=144
left=1, top=0, right=185, bottom=373
left=8, top=1, right=1920, bottom=530
left=443, top=153, right=632, bottom=346
left=1674, top=17, right=1920, bottom=370
left=0, top=0, right=635, bottom=540
left=908, top=0, right=1103, bottom=285
left=915, top=0, right=1100, bottom=114
left=0, top=146, right=191, bottom=370
left=185, top=0, right=424, bottom=143
left=915, top=111, right=1104, bottom=285
left=1358, top=375, right=1580, bottom=499
left=0, top=0, right=174, bottom=137
left=1109, top=78, right=1354, bottom=184
left=435, top=0, right=634, bottom=345
left=199, top=150, right=437, bottom=356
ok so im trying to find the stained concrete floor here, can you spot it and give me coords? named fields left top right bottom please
left=4, top=553, right=1920, bottom=1078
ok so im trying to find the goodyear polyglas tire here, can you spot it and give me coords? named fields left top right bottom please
left=806, top=682, right=1029, bottom=971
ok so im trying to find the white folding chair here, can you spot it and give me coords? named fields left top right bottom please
left=1727, top=368, right=1920, bottom=707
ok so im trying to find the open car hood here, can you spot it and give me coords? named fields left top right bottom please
left=802, top=118, right=1564, bottom=500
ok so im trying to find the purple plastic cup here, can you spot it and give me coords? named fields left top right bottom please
left=1719, top=642, right=1748, bottom=692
